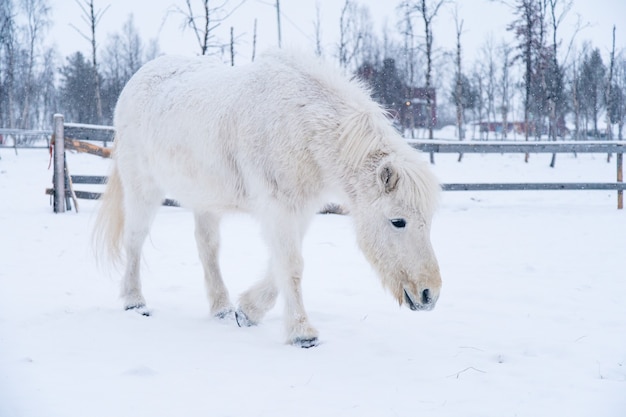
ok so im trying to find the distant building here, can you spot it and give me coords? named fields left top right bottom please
left=399, top=87, right=437, bottom=130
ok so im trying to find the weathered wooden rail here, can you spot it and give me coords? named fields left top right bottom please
left=0, top=128, right=52, bottom=150
left=47, top=115, right=181, bottom=212
left=409, top=140, right=625, bottom=209
left=47, top=115, right=625, bottom=211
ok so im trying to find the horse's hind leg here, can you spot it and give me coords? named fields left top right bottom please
left=194, top=211, right=234, bottom=318
left=120, top=186, right=162, bottom=316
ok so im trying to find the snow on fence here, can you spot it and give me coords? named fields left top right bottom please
left=46, top=115, right=625, bottom=212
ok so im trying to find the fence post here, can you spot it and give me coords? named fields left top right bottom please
left=617, top=151, right=623, bottom=210
left=53, top=114, right=65, bottom=213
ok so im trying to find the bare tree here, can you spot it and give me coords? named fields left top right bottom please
left=0, top=0, right=17, bottom=129
left=497, top=42, right=514, bottom=139
left=546, top=0, right=572, bottom=167
left=472, top=63, right=486, bottom=139
left=480, top=35, right=498, bottom=140
left=605, top=25, right=616, bottom=141
left=579, top=47, right=606, bottom=139
left=507, top=0, right=541, bottom=161
left=354, top=7, right=379, bottom=67
left=337, top=1, right=378, bottom=73
left=1, top=0, right=56, bottom=131
left=605, top=25, right=616, bottom=162
left=37, top=48, right=58, bottom=129
left=174, top=0, right=244, bottom=56
left=615, top=54, right=626, bottom=141
left=570, top=47, right=581, bottom=140
left=71, top=0, right=108, bottom=124
left=413, top=0, right=447, bottom=160
left=452, top=6, right=464, bottom=147
left=313, top=2, right=322, bottom=57
left=229, top=26, right=234, bottom=65
left=18, top=0, right=51, bottom=129
left=120, top=14, right=144, bottom=76
left=100, top=14, right=156, bottom=123
left=338, top=0, right=362, bottom=70
left=251, top=18, right=257, bottom=61
left=554, top=13, right=586, bottom=142
left=569, top=41, right=595, bottom=141
left=398, top=0, right=417, bottom=87
left=395, top=2, right=419, bottom=137
left=535, top=0, right=549, bottom=143
left=614, top=52, right=626, bottom=209
left=275, top=0, right=281, bottom=48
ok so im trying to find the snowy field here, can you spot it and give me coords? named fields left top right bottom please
left=1, top=147, right=625, bottom=417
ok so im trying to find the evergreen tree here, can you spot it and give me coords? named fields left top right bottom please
left=507, top=0, right=543, bottom=144
left=59, top=52, right=100, bottom=124
left=579, top=48, right=606, bottom=137
left=374, top=58, right=404, bottom=114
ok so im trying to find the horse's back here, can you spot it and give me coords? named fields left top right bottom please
left=112, top=53, right=337, bottom=212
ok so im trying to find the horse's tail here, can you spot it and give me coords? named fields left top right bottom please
left=93, top=159, right=125, bottom=269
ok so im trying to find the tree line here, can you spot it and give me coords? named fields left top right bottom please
left=1, top=0, right=157, bottom=129
left=332, top=0, right=625, bottom=143
left=1, top=0, right=624, bottom=143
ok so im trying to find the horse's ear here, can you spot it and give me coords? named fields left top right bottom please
left=378, top=162, right=399, bottom=193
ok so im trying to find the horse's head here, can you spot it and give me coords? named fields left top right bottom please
left=353, top=154, right=441, bottom=312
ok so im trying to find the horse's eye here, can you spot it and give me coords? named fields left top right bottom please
left=390, top=218, right=406, bottom=229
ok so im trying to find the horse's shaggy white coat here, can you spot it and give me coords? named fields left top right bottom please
left=93, top=51, right=442, bottom=347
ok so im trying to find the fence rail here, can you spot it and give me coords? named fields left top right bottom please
left=408, top=139, right=626, bottom=154
left=63, top=123, right=115, bottom=144
left=0, top=128, right=52, bottom=149
left=443, top=182, right=626, bottom=191
left=46, top=116, right=624, bottom=212
left=409, top=139, right=624, bottom=209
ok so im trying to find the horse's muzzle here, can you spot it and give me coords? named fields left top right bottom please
left=404, top=288, right=437, bottom=311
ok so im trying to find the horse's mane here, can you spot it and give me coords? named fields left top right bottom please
left=260, top=50, right=440, bottom=218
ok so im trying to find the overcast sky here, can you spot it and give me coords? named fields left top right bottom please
left=48, top=0, right=625, bottom=65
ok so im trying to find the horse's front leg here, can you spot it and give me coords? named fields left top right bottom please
left=194, top=211, right=235, bottom=319
left=236, top=271, right=278, bottom=326
left=260, top=212, right=318, bottom=348
left=278, top=248, right=319, bottom=348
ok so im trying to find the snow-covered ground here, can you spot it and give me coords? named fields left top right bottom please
left=1, top=147, right=624, bottom=417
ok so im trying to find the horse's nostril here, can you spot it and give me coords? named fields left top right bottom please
left=421, top=288, right=432, bottom=304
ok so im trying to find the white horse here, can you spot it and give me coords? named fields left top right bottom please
left=93, top=51, right=442, bottom=348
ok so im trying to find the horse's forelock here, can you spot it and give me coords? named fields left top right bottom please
left=395, top=154, right=441, bottom=221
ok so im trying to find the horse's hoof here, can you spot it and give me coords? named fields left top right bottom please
left=125, top=304, right=151, bottom=317
left=235, top=309, right=256, bottom=327
left=214, top=308, right=236, bottom=321
left=293, top=337, right=319, bottom=349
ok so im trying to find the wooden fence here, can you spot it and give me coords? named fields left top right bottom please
left=0, top=128, right=52, bottom=150
left=46, top=115, right=625, bottom=212
left=409, top=140, right=625, bottom=209
left=46, top=114, right=181, bottom=212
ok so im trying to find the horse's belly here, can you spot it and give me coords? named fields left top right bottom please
left=151, top=160, right=248, bottom=212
